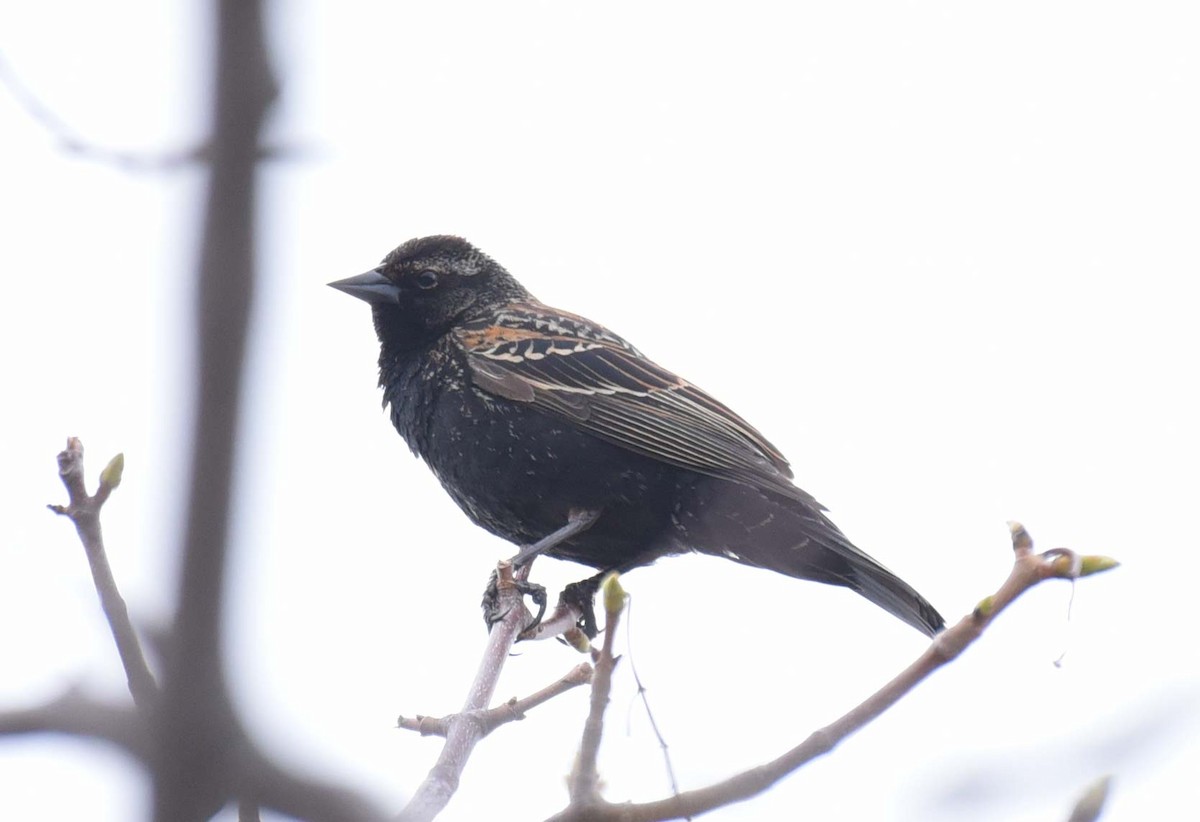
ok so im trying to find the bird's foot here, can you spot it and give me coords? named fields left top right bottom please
left=481, top=567, right=547, bottom=634
left=560, top=574, right=604, bottom=639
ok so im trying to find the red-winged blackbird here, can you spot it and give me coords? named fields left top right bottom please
left=331, top=236, right=944, bottom=637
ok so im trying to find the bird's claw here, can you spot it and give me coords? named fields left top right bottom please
left=560, top=576, right=602, bottom=639
left=481, top=568, right=548, bottom=634
left=520, top=579, right=548, bottom=632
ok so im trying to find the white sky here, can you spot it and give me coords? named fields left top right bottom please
left=1, top=2, right=1198, bottom=820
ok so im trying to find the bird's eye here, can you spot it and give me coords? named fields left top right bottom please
left=414, top=270, right=440, bottom=290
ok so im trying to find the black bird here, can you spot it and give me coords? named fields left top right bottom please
left=331, top=236, right=944, bottom=637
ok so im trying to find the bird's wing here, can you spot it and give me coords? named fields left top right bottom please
left=454, top=303, right=817, bottom=504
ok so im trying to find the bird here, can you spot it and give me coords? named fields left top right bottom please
left=330, top=235, right=944, bottom=638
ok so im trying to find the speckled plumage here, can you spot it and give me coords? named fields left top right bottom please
left=332, top=235, right=944, bottom=636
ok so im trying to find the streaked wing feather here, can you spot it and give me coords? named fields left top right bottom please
left=455, top=305, right=809, bottom=502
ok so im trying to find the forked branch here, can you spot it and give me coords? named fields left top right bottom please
left=48, top=438, right=157, bottom=709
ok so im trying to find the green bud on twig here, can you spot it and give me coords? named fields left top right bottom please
left=1078, top=555, right=1120, bottom=577
left=99, top=453, right=125, bottom=491
left=602, top=573, right=626, bottom=616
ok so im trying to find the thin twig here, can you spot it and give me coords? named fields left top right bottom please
left=545, top=524, right=1118, bottom=822
left=0, top=51, right=310, bottom=172
left=624, top=595, right=681, bottom=798
left=48, top=440, right=158, bottom=709
left=520, top=599, right=587, bottom=644
left=398, top=662, right=594, bottom=738
left=0, top=52, right=206, bottom=171
left=569, top=574, right=626, bottom=806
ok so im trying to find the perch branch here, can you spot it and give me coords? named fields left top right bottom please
left=397, top=559, right=537, bottom=822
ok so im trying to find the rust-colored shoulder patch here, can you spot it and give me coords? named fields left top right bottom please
left=455, top=324, right=543, bottom=350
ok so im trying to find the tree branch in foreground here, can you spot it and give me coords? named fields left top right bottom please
left=0, top=692, right=145, bottom=755
left=48, top=438, right=158, bottom=709
left=150, top=0, right=276, bottom=818
left=1067, top=774, right=1113, bottom=822
left=545, top=522, right=1119, bottom=822
left=20, top=1, right=381, bottom=818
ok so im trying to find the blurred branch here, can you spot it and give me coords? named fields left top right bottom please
left=10, top=1, right=382, bottom=820
left=1067, top=775, right=1113, bottom=822
left=545, top=523, right=1119, bottom=822
left=48, top=439, right=158, bottom=709
left=0, top=691, right=388, bottom=822
left=0, top=51, right=204, bottom=171
left=0, top=51, right=311, bottom=171
left=0, top=692, right=145, bottom=755
left=149, top=0, right=276, bottom=817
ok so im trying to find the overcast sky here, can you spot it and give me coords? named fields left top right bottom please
left=2, top=2, right=1198, bottom=820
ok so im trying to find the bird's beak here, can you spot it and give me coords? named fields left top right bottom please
left=328, top=268, right=401, bottom=305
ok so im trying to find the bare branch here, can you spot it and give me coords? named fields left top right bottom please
left=519, top=600, right=587, bottom=644
left=48, top=439, right=157, bottom=709
left=0, top=692, right=388, bottom=822
left=16, top=3, right=387, bottom=819
left=569, top=574, right=626, bottom=806
left=625, top=595, right=681, bottom=797
left=500, top=663, right=595, bottom=727
left=397, top=662, right=594, bottom=738
left=0, top=692, right=145, bottom=757
left=545, top=523, right=1119, bottom=822
left=0, top=51, right=205, bottom=171
left=234, top=746, right=389, bottom=822
left=397, top=560, right=536, bottom=822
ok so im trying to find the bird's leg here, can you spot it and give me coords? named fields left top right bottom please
left=511, top=507, right=602, bottom=566
left=482, top=508, right=602, bottom=634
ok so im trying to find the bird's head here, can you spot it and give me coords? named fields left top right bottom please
left=330, top=235, right=531, bottom=349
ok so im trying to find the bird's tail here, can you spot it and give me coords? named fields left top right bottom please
left=673, top=479, right=945, bottom=637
